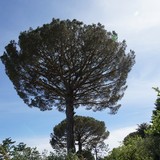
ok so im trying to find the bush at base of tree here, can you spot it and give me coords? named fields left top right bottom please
left=77, top=150, right=95, bottom=160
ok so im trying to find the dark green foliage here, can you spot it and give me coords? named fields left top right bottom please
left=146, top=88, right=160, bottom=138
left=105, top=136, right=154, bottom=160
left=136, top=123, right=150, bottom=138
left=148, top=110, right=160, bottom=137
left=143, top=136, right=160, bottom=160
left=152, top=87, right=160, bottom=120
left=47, top=152, right=64, bottom=160
left=1, top=18, right=135, bottom=152
left=146, top=88, right=160, bottom=159
left=0, top=138, right=82, bottom=160
left=77, top=150, right=95, bottom=160
left=1, top=18, right=135, bottom=112
left=0, top=138, right=41, bottom=160
left=50, top=115, right=109, bottom=157
left=123, top=123, right=150, bottom=145
left=0, top=138, right=15, bottom=160
left=106, top=89, right=160, bottom=160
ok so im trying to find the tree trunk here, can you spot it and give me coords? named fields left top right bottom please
left=66, top=97, right=75, bottom=153
left=95, top=148, right=98, bottom=160
left=78, top=135, right=82, bottom=153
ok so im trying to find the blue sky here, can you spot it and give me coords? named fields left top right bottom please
left=0, top=0, right=160, bottom=152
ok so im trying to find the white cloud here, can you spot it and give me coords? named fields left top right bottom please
left=112, top=0, right=160, bottom=32
left=134, top=11, right=140, bottom=17
left=106, top=125, right=137, bottom=150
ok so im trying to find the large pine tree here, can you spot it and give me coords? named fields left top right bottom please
left=1, top=19, right=135, bottom=153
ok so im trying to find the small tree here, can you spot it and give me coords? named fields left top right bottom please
left=1, top=18, right=135, bottom=153
left=50, top=116, right=109, bottom=157
left=123, top=123, right=150, bottom=145
left=12, top=143, right=41, bottom=160
left=152, top=87, right=160, bottom=119
left=0, top=138, right=15, bottom=160
left=0, top=138, right=41, bottom=160
left=147, top=88, right=160, bottom=137
left=105, top=136, right=153, bottom=160
left=146, top=88, right=160, bottom=159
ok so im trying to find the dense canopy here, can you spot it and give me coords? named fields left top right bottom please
left=50, top=115, right=109, bottom=154
left=1, top=19, right=135, bottom=113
